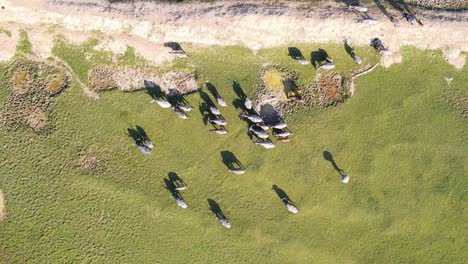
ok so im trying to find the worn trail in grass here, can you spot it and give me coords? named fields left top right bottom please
left=0, top=42, right=466, bottom=263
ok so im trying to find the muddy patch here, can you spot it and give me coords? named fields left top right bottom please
left=0, top=191, right=5, bottom=222
left=88, top=65, right=198, bottom=94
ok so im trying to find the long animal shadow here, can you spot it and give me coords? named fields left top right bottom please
left=199, top=89, right=215, bottom=106
left=144, top=80, right=165, bottom=99
left=163, top=177, right=177, bottom=194
left=288, top=47, right=305, bottom=60
left=344, top=40, right=353, bottom=57
left=310, top=48, right=330, bottom=69
left=272, top=184, right=292, bottom=204
left=258, top=103, right=281, bottom=125
left=207, top=199, right=226, bottom=220
left=135, top=125, right=150, bottom=141
left=373, top=0, right=396, bottom=23
left=232, top=80, right=246, bottom=99
left=335, top=0, right=357, bottom=5
left=168, top=172, right=187, bottom=190
left=198, top=89, right=216, bottom=115
left=126, top=127, right=141, bottom=143
left=163, top=176, right=186, bottom=202
left=167, top=88, right=191, bottom=107
left=220, top=151, right=245, bottom=170
left=323, top=150, right=345, bottom=176
left=232, top=80, right=255, bottom=113
left=206, top=82, right=222, bottom=100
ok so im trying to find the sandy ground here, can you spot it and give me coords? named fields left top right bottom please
left=0, top=0, right=466, bottom=68
left=0, top=190, right=5, bottom=222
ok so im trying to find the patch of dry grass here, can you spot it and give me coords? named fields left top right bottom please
left=88, top=65, right=199, bottom=94
left=1, top=59, right=67, bottom=131
left=315, top=72, right=345, bottom=107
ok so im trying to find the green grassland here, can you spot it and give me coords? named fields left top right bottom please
left=0, top=35, right=467, bottom=263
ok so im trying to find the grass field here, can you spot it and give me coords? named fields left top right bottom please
left=0, top=36, right=467, bottom=263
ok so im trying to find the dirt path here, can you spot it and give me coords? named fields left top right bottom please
left=349, top=63, right=380, bottom=96
left=0, top=191, right=5, bottom=222
left=51, top=56, right=99, bottom=100
left=0, top=0, right=466, bottom=68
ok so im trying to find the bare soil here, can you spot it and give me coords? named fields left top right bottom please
left=81, top=155, right=100, bottom=171
left=89, top=65, right=198, bottom=93
left=0, top=191, right=5, bottom=222
left=26, top=111, right=48, bottom=131
left=0, top=0, right=466, bottom=69
left=406, top=0, right=467, bottom=9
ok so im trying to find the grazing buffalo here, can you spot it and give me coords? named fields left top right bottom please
left=173, top=193, right=188, bottom=208
left=240, top=113, right=263, bottom=123
left=152, top=98, right=172, bottom=108
left=177, top=103, right=193, bottom=112
left=217, top=97, right=227, bottom=107
left=282, top=198, right=300, bottom=214
left=255, top=140, right=276, bottom=149
left=209, top=128, right=229, bottom=135
left=144, top=138, right=155, bottom=149
left=351, top=50, right=362, bottom=64
left=208, top=117, right=228, bottom=126
left=228, top=168, right=246, bottom=175
left=249, top=125, right=269, bottom=139
left=136, top=142, right=152, bottom=154
left=349, top=3, right=367, bottom=12
left=272, top=129, right=292, bottom=138
left=270, top=122, right=287, bottom=130
left=209, top=105, right=221, bottom=115
left=244, top=97, right=253, bottom=110
left=172, top=106, right=189, bottom=119
left=220, top=217, right=232, bottom=229
left=342, top=174, right=350, bottom=183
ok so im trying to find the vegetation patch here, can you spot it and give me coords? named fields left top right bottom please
left=314, top=72, right=346, bottom=107
left=0, top=27, right=12, bottom=38
left=88, top=65, right=198, bottom=94
left=1, top=59, right=68, bottom=131
left=261, top=66, right=303, bottom=102
left=45, top=77, right=68, bottom=95
left=1, top=44, right=465, bottom=263
left=88, top=65, right=117, bottom=91
left=16, top=30, right=32, bottom=54
left=263, top=69, right=285, bottom=96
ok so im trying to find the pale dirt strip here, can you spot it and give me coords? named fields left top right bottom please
left=0, top=0, right=466, bottom=68
left=0, top=190, right=5, bottom=222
